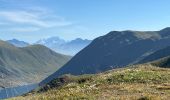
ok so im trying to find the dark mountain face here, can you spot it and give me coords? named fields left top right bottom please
left=40, top=28, right=170, bottom=85
left=150, top=56, right=170, bottom=68
left=7, top=39, right=29, bottom=47
left=0, top=40, right=71, bottom=88
left=159, top=27, right=170, bottom=37
left=139, top=46, right=170, bottom=64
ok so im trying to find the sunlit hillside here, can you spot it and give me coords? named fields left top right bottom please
left=9, top=64, right=170, bottom=100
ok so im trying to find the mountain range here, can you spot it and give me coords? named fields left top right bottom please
left=7, top=39, right=29, bottom=47
left=3, top=28, right=170, bottom=88
left=10, top=43, right=170, bottom=99
left=2, top=27, right=170, bottom=100
left=40, top=27, right=170, bottom=85
left=7, top=37, right=92, bottom=56
left=0, top=40, right=71, bottom=88
left=35, top=37, right=92, bottom=55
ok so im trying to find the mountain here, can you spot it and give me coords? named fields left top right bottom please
left=12, top=64, right=170, bottom=100
left=7, top=37, right=91, bottom=55
left=36, top=37, right=66, bottom=46
left=60, top=38, right=92, bottom=55
left=0, top=40, right=71, bottom=88
left=40, top=28, right=170, bottom=85
left=139, top=46, right=170, bottom=64
left=159, top=27, right=170, bottom=37
left=36, top=37, right=92, bottom=55
left=151, top=56, right=170, bottom=68
left=7, top=39, right=29, bottom=47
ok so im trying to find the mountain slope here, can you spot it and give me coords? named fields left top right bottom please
left=36, top=37, right=91, bottom=55
left=139, top=46, right=170, bottom=64
left=41, top=28, right=170, bottom=85
left=0, top=40, right=71, bottom=88
left=11, top=64, right=170, bottom=100
left=7, top=39, right=29, bottom=47
left=150, top=56, right=170, bottom=68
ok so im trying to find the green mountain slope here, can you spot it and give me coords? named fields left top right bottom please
left=0, top=40, right=71, bottom=88
left=9, top=64, right=170, bottom=100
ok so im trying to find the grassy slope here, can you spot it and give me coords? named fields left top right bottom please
left=9, top=64, right=170, bottom=100
left=0, top=40, right=71, bottom=88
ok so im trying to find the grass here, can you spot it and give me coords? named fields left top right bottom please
left=8, top=64, right=170, bottom=100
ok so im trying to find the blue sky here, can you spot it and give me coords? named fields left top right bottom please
left=0, top=0, right=170, bottom=43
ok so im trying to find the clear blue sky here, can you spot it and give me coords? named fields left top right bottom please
left=0, top=0, right=170, bottom=43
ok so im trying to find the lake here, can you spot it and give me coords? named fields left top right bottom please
left=0, top=84, right=38, bottom=99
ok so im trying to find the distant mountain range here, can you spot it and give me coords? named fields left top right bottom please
left=7, top=39, right=29, bottom=47
left=7, top=37, right=92, bottom=56
left=35, top=37, right=92, bottom=55
left=0, top=40, right=71, bottom=88
left=41, top=27, right=170, bottom=85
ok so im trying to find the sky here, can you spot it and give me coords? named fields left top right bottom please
left=0, top=0, right=170, bottom=43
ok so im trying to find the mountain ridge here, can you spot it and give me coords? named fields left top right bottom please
left=40, top=28, right=170, bottom=85
left=7, top=39, right=29, bottom=47
left=35, top=37, right=92, bottom=55
left=0, top=40, right=71, bottom=88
